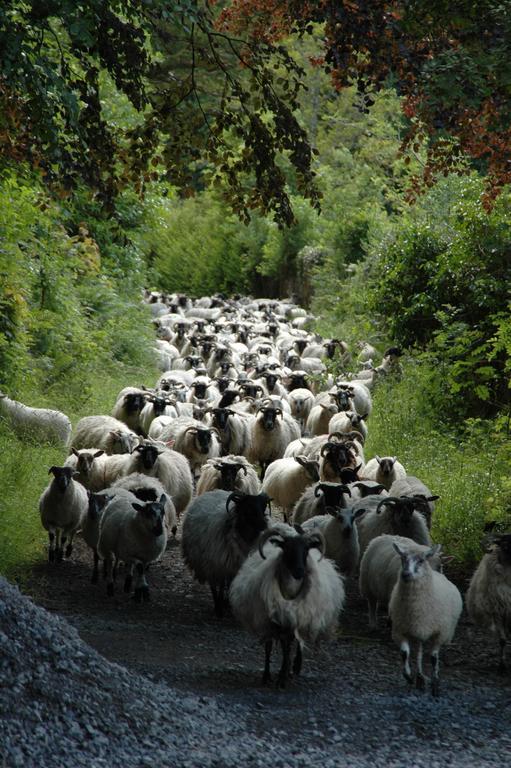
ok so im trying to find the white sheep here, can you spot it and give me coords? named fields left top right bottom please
left=111, top=387, right=148, bottom=432
left=359, top=534, right=444, bottom=629
left=71, top=415, right=139, bottom=455
left=287, top=388, right=314, bottom=434
left=205, top=407, right=252, bottom=457
left=111, top=473, right=177, bottom=536
left=302, top=506, right=365, bottom=576
left=0, top=393, right=71, bottom=447
left=292, top=481, right=353, bottom=525
left=361, top=456, right=406, bottom=491
left=64, top=448, right=106, bottom=491
left=81, top=490, right=118, bottom=583
left=261, top=456, right=320, bottom=522
left=181, top=489, right=271, bottom=616
left=389, top=476, right=439, bottom=529
left=196, top=456, right=261, bottom=496
left=334, top=381, right=372, bottom=417
left=98, top=493, right=168, bottom=601
left=139, top=395, right=178, bottom=436
left=328, top=410, right=368, bottom=441
left=389, top=542, right=462, bottom=696
left=466, top=534, right=511, bottom=672
left=158, top=417, right=222, bottom=477
left=248, top=404, right=300, bottom=479
left=306, top=402, right=338, bottom=437
left=230, top=525, right=344, bottom=687
left=39, top=465, right=89, bottom=562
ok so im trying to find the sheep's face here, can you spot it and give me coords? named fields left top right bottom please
left=397, top=551, right=427, bottom=582
left=151, top=397, right=168, bottom=417
left=294, top=339, right=307, bottom=354
left=333, top=390, right=352, bottom=411
left=132, top=496, right=166, bottom=537
left=258, top=406, right=281, bottom=431
left=87, top=492, right=111, bottom=521
left=195, top=428, right=213, bottom=454
left=124, top=393, right=146, bottom=414
left=218, top=463, right=244, bottom=491
left=49, top=466, right=76, bottom=493
left=193, top=382, right=208, bottom=400
left=109, top=430, right=137, bottom=454
left=496, top=535, right=511, bottom=565
left=230, top=492, right=271, bottom=545
left=315, top=483, right=350, bottom=509
left=212, top=408, right=231, bottom=431
left=288, top=374, right=308, bottom=391
left=241, top=383, right=263, bottom=399
left=135, top=444, right=160, bottom=470
left=264, top=374, right=278, bottom=391
left=324, top=341, right=336, bottom=359
left=74, top=450, right=104, bottom=476
left=376, top=457, right=396, bottom=476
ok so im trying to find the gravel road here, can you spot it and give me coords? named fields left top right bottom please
left=1, top=531, right=510, bottom=768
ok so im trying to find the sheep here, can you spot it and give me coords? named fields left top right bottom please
left=356, top=341, right=377, bottom=363
left=248, top=404, right=301, bottom=479
left=196, top=456, right=261, bottom=496
left=71, top=415, right=139, bottom=455
left=111, top=388, right=148, bottom=432
left=292, top=481, right=352, bottom=524
left=158, top=417, right=222, bottom=477
left=262, top=456, right=320, bottom=523
left=319, top=440, right=358, bottom=482
left=328, top=410, right=368, bottom=440
left=39, top=465, right=89, bottom=562
left=205, top=407, right=251, bottom=457
left=97, top=493, right=168, bottom=601
left=65, top=448, right=106, bottom=491
left=287, top=388, right=314, bottom=433
left=139, top=395, right=178, bottom=436
left=389, top=542, right=462, bottom=696
left=466, top=534, right=511, bottom=672
left=349, top=480, right=387, bottom=501
left=0, top=393, right=71, bottom=447
left=361, top=456, right=406, bottom=491
left=305, top=402, right=338, bottom=437
left=81, top=491, right=117, bottom=583
left=284, top=437, right=311, bottom=458
left=389, top=476, right=439, bottom=529
left=229, top=525, right=344, bottom=687
left=181, top=489, right=272, bottom=616
left=111, top=473, right=177, bottom=536
left=359, top=534, right=444, bottom=629
left=302, top=506, right=365, bottom=576
left=356, top=495, right=431, bottom=558
left=334, top=381, right=372, bottom=417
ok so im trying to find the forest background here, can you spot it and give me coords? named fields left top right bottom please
left=0, top=1, right=510, bottom=573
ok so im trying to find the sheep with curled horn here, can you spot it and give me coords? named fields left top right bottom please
left=181, top=489, right=272, bottom=617
left=355, top=494, right=431, bottom=558
left=328, top=409, right=369, bottom=440
left=388, top=476, right=439, bottom=529
left=248, top=402, right=301, bottom=480
left=196, top=456, right=261, bottom=496
left=204, top=406, right=252, bottom=457
left=230, top=525, right=344, bottom=688
left=319, top=440, right=358, bottom=483
left=139, top=394, right=178, bottom=437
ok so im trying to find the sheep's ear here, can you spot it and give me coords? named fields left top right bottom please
left=132, top=502, right=145, bottom=513
left=375, top=455, right=381, bottom=464
left=353, top=508, right=366, bottom=520
left=93, top=450, right=105, bottom=458
left=294, top=455, right=307, bottom=467
left=392, top=542, right=406, bottom=557
left=48, top=466, right=58, bottom=475
left=158, top=493, right=167, bottom=506
left=293, top=523, right=304, bottom=534
left=426, top=544, right=442, bottom=559
left=427, top=495, right=440, bottom=502
left=72, top=448, right=79, bottom=457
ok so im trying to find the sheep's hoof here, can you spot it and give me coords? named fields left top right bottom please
left=91, top=572, right=98, bottom=585
left=48, top=550, right=55, bottom=563
left=55, top=549, right=64, bottom=564
left=498, top=660, right=507, bottom=674
left=415, top=673, right=426, bottom=691
left=65, top=544, right=73, bottom=558
left=106, top=583, right=114, bottom=597
left=431, top=679, right=440, bottom=697
left=133, top=588, right=143, bottom=604
left=276, top=675, right=288, bottom=690
left=403, top=671, right=413, bottom=684
left=124, top=575, right=133, bottom=593
left=262, top=671, right=272, bottom=685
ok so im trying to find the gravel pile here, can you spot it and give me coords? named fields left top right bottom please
left=1, top=575, right=510, bottom=768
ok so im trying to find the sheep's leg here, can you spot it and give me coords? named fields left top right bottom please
left=259, top=462, right=267, bottom=482
left=48, top=531, right=56, bottom=563
left=91, top=549, right=99, bottom=584
left=262, top=640, right=273, bottom=684
left=415, top=642, right=426, bottom=691
left=210, top=583, right=224, bottom=618
left=498, top=635, right=507, bottom=673
left=55, top=529, right=64, bottom=563
left=105, top=554, right=115, bottom=597
left=292, top=642, right=302, bottom=676
left=400, top=640, right=413, bottom=683
left=133, top=562, right=149, bottom=603
left=430, top=647, right=440, bottom=697
left=367, top=598, right=378, bottom=630
left=124, top=563, right=134, bottom=593
left=64, top=531, right=75, bottom=559
left=277, top=637, right=292, bottom=689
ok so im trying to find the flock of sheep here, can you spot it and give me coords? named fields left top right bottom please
left=2, top=291, right=510, bottom=694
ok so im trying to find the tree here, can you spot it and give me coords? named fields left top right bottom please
left=219, top=1, right=511, bottom=206
left=0, top=1, right=319, bottom=223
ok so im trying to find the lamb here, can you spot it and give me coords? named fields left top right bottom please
left=196, top=456, right=261, bottom=496
left=112, top=473, right=177, bottom=536
left=306, top=402, right=338, bottom=437
left=158, top=417, right=222, bottom=476
left=302, top=506, right=365, bottom=576
left=97, top=493, right=168, bottom=601
left=287, top=388, right=314, bottom=433
left=389, top=542, right=462, bottom=696
left=359, top=534, right=444, bottom=629
left=181, top=489, right=272, bottom=616
left=230, top=525, right=344, bottom=687
left=356, top=495, right=431, bottom=558
left=466, top=534, right=511, bottom=671
left=389, top=476, right=439, bottom=529
left=262, top=456, right=320, bottom=523
left=39, top=465, right=89, bottom=562
left=292, top=481, right=352, bottom=524
left=65, top=448, right=106, bottom=491
left=248, top=404, right=301, bottom=479
left=70, top=415, right=139, bottom=455
left=361, top=456, right=406, bottom=491
left=0, top=393, right=71, bottom=447
left=81, top=491, right=116, bottom=583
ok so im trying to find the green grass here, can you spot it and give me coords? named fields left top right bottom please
left=0, top=361, right=160, bottom=580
